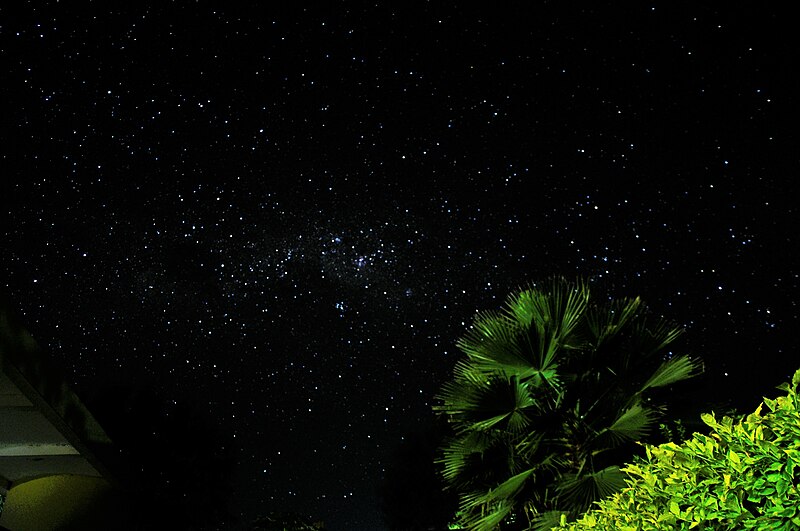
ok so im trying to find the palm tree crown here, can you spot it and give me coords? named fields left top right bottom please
left=435, top=277, right=702, bottom=530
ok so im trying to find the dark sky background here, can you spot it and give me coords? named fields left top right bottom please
left=2, top=2, right=799, bottom=530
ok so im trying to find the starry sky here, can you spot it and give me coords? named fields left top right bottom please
left=2, top=2, right=799, bottom=530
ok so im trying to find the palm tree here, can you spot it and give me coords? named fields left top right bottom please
left=434, top=277, right=702, bottom=530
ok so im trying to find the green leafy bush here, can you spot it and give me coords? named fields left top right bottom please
left=551, top=368, right=800, bottom=530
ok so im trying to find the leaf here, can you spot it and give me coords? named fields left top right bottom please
left=458, top=312, right=531, bottom=371
left=436, top=373, right=539, bottom=435
left=530, top=510, right=569, bottom=531
left=584, top=296, right=643, bottom=347
left=455, top=496, right=514, bottom=531
left=436, top=431, right=495, bottom=481
left=600, top=402, right=656, bottom=444
left=486, top=468, right=536, bottom=502
left=640, top=355, right=702, bottom=391
left=633, top=316, right=685, bottom=356
left=556, top=465, right=627, bottom=512
left=509, top=278, right=590, bottom=369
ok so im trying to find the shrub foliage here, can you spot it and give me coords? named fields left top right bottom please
left=552, top=368, right=800, bottom=530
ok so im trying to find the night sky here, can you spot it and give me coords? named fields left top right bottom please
left=2, top=2, right=799, bottom=530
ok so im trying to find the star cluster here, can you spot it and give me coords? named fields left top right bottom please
left=2, top=3, right=799, bottom=530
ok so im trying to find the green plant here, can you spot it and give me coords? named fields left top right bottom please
left=552, top=368, right=800, bottom=531
left=434, top=278, right=702, bottom=530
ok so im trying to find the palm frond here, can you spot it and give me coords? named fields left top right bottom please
left=456, top=497, right=514, bottom=531
left=458, top=312, right=540, bottom=376
left=530, top=510, right=570, bottom=531
left=436, top=375, right=536, bottom=434
left=521, top=366, right=562, bottom=390
left=456, top=469, right=536, bottom=531
left=514, top=430, right=546, bottom=461
left=486, top=467, right=536, bottom=502
left=550, top=277, right=591, bottom=338
left=456, top=279, right=591, bottom=379
left=511, top=278, right=589, bottom=370
left=640, top=354, right=702, bottom=391
left=632, top=316, right=685, bottom=356
left=471, top=377, right=536, bottom=434
left=459, top=312, right=516, bottom=355
left=466, top=309, right=514, bottom=340
left=583, top=296, right=642, bottom=347
left=434, top=377, right=482, bottom=417
left=555, top=465, right=627, bottom=512
left=592, top=402, right=656, bottom=449
left=448, top=359, right=493, bottom=388
left=436, top=431, right=497, bottom=482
